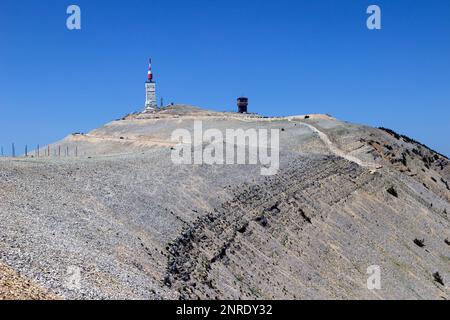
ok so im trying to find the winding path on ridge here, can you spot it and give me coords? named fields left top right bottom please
left=291, top=120, right=382, bottom=171
left=237, top=115, right=382, bottom=171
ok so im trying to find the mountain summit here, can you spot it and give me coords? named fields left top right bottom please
left=0, top=105, right=449, bottom=299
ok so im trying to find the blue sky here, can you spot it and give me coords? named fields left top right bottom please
left=1, top=0, right=449, bottom=156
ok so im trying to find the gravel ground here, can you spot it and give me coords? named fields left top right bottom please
left=0, top=262, right=58, bottom=300
left=1, top=105, right=449, bottom=299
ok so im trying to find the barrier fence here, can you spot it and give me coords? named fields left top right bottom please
left=0, top=144, right=79, bottom=158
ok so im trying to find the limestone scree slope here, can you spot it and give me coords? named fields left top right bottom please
left=0, top=105, right=449, bottom=299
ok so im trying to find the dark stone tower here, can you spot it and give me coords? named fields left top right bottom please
left=237, top=97, right=248, bottom=113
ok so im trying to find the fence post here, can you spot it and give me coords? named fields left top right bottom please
left=12, top=143, right=15, bottom=158
left=37, top=144, right=40, bottom=157
left=58, top=146, right=61, bottom=157
left=25, top=145, right=28, bottom=157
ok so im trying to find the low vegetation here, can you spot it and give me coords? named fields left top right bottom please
left=433, top=272, right=444, bottom=286
left=413, top=239, right=425, bottom=248
left=379, top=127, right=448, bottom=160
left=387, top=186, right=398, bottom=198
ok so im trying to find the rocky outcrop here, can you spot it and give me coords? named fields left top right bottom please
left=165, top=155, right=449, bottom=299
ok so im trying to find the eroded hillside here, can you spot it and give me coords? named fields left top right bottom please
left=0, top=105, right=448, bottom=299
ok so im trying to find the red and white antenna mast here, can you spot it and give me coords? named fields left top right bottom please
left=144, top=58, right=157, bottom=112
left=147, top=58, right=153, bottom=82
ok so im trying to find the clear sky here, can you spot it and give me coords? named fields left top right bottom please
left=1, top=0, right=449, bottom=156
